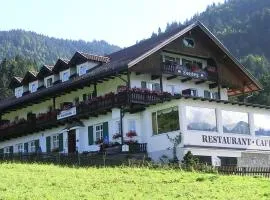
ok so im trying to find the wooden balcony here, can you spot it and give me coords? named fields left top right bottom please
left=162, top=62, right=218, bottom=81
left=0, top=89, right=171, bottom=141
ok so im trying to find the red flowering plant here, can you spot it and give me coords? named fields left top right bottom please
left=112, top=133, right=122, bottom=140
left=126, top=131, right=137, bottom=138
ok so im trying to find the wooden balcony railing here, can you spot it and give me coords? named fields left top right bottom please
left=162, top=62, right=218, bottom=81
left=0, top=89, right=171, bottom=141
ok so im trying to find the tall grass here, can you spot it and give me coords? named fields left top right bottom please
left=0, top=163, right=269, bottom=199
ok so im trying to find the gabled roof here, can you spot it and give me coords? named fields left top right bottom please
left=21, top=71, right=38, bottom=84
left=52, top=59, right=69, bottom=73
left=69, top=51, right=110, bottom=66
left=9, top=76, right=23, bottom=89
left=37, top=65, right=54, bottom=79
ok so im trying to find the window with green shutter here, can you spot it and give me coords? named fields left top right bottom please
left=103, top=122, right=109, bottom=143
left=46, top=136, right=51, bottom=152
left=35, top=139, right=40, bottom=152
left=24, top=143, right=28, bottom=153
left=59, top=133, right=63, bottom=152
left=0, top=148, right=3, bottom=154
left=88, top=126, right=94, bottom=145
left=9, top=146, right=13, bottom=154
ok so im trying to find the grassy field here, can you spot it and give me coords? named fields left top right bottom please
left=0, top=163, right=269, bottom=200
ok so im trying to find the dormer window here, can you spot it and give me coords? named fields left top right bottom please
left=60, top=69, right=70, bottom=82
left=15, top=86, right=23, bottom=98
left=44, top=75, right=54, bottom=88
left=78, top=65, right=88, bottom=76
left=29, top=81, right=38, bottom=93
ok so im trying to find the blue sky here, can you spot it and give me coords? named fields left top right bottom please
left=0, top=0, right=224, bottom=47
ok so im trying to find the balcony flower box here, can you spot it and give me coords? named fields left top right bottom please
left=126, top=131, right=137, bottom=138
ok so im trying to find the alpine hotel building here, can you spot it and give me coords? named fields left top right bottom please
left=0, top=21, right=270, bottom=166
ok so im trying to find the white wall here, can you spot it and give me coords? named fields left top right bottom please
left=130, top=72, right=228, bottom=100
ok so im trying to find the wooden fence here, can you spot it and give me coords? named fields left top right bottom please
left=0, top=152, right=148, bottom=167
left=217, top=166, right=270, bottom=178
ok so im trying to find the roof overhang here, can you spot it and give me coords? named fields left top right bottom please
left=52, top=59, right=69, bottom=73
left=22, top=71, right=38, bottom=84
left=9, top=77, right=23, bottom=89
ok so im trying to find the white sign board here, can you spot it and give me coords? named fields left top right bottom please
left=184, top=131, right=270, bottom=151
left=57, top=107, right=76, bottom=120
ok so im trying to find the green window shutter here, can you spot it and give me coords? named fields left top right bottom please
left=24, top=143, right=28, bottom=153
left=0, top=148, right=3, bottom=154
left=46, top=136, right=51, bottom=153
left=35, top=140, right=40, bottom=152
left=103, top=122, right=109, bottom=142
left=88, top=126, right=94, bottom=145
left=59, top=133, right=63, bottom=152
left=9, top=146, right=13, bottom=154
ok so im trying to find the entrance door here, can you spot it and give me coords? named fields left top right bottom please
left=68, top=130, right=76, bottom=153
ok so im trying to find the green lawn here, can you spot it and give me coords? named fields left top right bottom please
left=0, top=163, right=269, bottom=200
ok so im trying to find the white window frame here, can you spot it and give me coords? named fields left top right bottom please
left=15, top=86, right=23, bottom=98
left=44, top=75, right=54, bottom=88
left=128, top=120, right=136, bottom=132
left=77, top=64, right=88, bottom=76
left=60, top=69, right=70, bottom=82
left=3, top=147, right=10, bottom=154
left=29, top=81, right=38, bottom=93
left=16, top=143, right=23, bottom=153
left=190, top=88, right=198, bottom=97
left=52, top=134, right=59, bottom=150
left=29, top=141, right=36, bottom=153
left=94, top=124, right=103, bottom=141
left=166, top=85, right=176, bottom=95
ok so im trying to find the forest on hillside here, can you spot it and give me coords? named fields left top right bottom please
left=1, top=0, right=270, bottom=104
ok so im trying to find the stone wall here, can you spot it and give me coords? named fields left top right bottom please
left=238, top=152, right=270, bottom=167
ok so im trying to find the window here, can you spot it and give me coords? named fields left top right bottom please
left=61, top=70, right=70, bottom=82
left=78, top=65, right=88, bottom=76
left=222, top=110, right=249, bottom=134
left=167, top=85, right=176, bottom=95
left=211, top=92, right=219, bottom=100
left=16, top=143, right=23, bottom=153
left=190, top=89, right=198, bottom=97
left=186, top=106, right=217, bottom=132
left=15, top=87, right=23, bottom=98
left=254, top=114, right=270, bottom=136
left=204, top=90, right=211, bottom=99
left=128, top=120, right=136, bottom=132
left=52, top=135, right=59, bottom=149
left=141, top=81, right=160, bottom=92
left=95, top=124, right=103, bottom=141
left=29, top=81, right=38, bottom=93
left=152, top=107, right=179, bottom=135
left=45, top=77, right=53, bottom=88
left=4, top=147, right=10, bottom=154
left=29, top=141, right=36, bottom=153
left=204, top=90, right=219, bottom=99
left=183, top=37, right=195, bottom=48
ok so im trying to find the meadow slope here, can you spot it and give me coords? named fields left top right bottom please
left=0, top=163, right=269, bottom=200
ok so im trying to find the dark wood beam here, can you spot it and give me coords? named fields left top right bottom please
left=135, top=72, right=142, bottom=76
left=181, top=78, right=192, bottom=83
left=167, top=75, right=177, bottom=80
left=151, top=75, right=160, bottom=80
left=209, top=83, right=218, bottom=89
left=195, top=80, right=205, bottom=85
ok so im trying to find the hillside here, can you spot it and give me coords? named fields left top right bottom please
left=0, top=29, right=120, bottom=66
left=0, top=163, right=269, bottom=199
